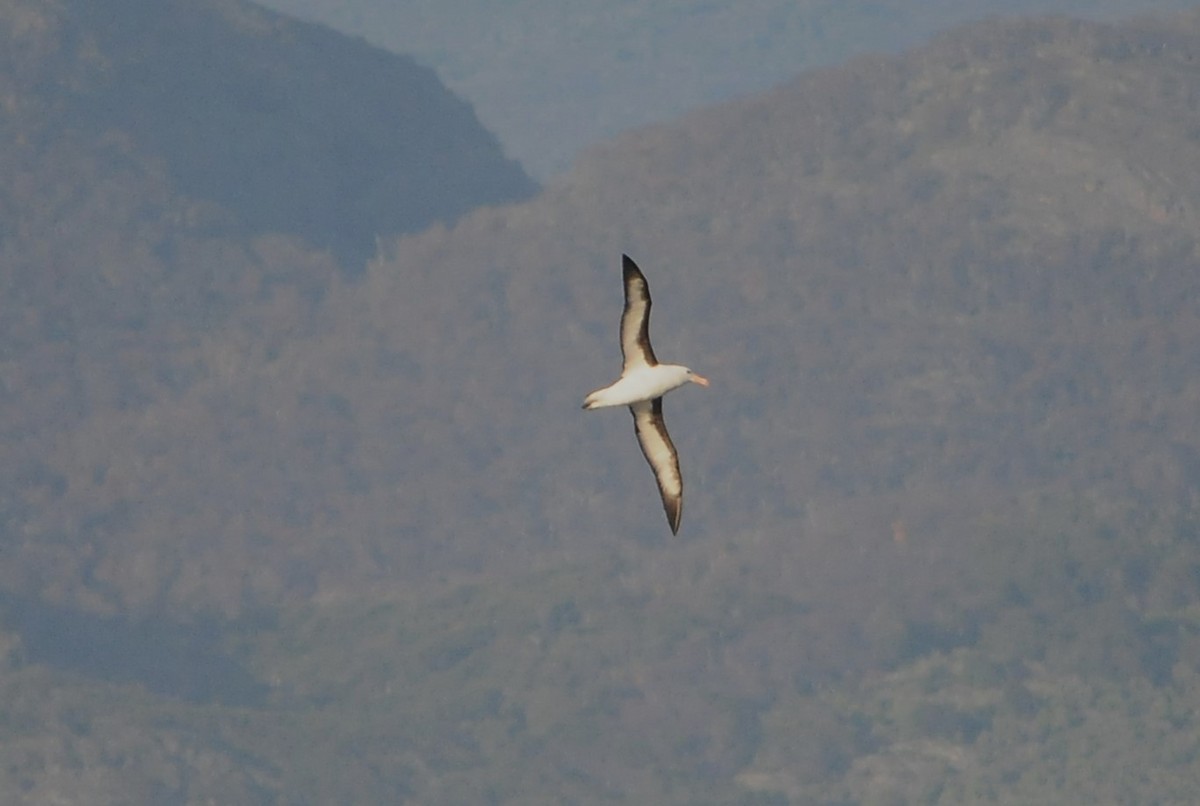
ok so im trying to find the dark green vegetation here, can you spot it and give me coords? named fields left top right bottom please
left=3, top=1, right=1200, bottom=801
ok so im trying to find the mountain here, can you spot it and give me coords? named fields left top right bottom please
left=260, top=9, right=1200, bottom=594
left=1, top=0, right=535, bottom=270
left=0, top=0, right=535, bottom=618
left=3, top=6, right=1200, bottom=802
left=259, top=0, right=1200, bottom=177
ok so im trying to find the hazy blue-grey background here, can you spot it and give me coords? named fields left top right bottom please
left=261, top=0, right=1200, bottom=176
left=2, top=0, right=1200, bottom=802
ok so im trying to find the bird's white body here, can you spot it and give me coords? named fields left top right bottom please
left=582, top=255, right=708, bottom=534
left=583, top=364, right=696, bottom=410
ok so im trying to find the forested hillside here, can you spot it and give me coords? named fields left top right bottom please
left=1, top=4, right=1200, bottom=802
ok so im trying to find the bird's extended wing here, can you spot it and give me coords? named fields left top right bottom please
left=630, top=397, right=682, bottom=534
left=620, top=254, right=658, bottom=372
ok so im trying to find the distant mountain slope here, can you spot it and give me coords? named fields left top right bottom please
left=0, top=0, right=532, bottom=611
left=3, top=9, right=1200, bottom=803
left=259, top=0, right=1200, bottom=177
left=15, top=9, right=1198, bottom=619
left=1, top=0, right=535, bottom=269
left=316, top=10, right=1200, bottom=568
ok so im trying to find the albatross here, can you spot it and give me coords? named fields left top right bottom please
left=583, top=255, right=709, bottom=534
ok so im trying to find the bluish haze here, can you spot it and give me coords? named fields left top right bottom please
left=259, top=0, right=1200, bottom=176
left=1, top=0, right=1200, bottom=800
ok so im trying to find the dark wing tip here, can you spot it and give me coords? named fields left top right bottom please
left=621, top=255, right=651, bottom=306
left=666, top=498, right=682, bottom=534
left=622, top=254, right=643, bottom=280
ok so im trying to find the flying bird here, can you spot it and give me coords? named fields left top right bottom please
left=583, top=255, right=709, bottom=534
